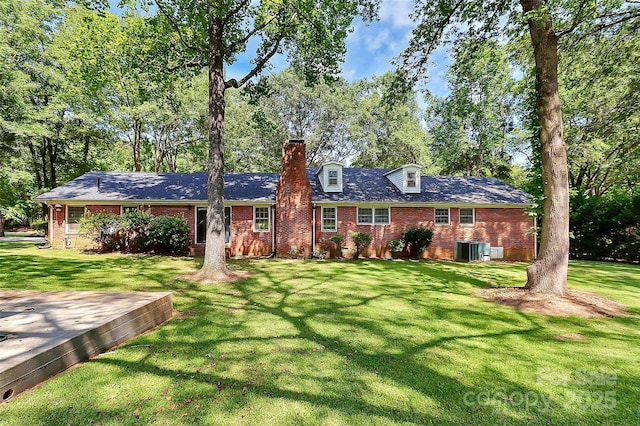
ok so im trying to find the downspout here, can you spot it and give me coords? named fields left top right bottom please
left=48, top=204, right=53, bottom=245
left=270, top=203, right=276, bottom=257
left=311, top=204, right=316, bottom=257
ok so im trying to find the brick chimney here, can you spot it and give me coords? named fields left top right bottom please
left=275, top=140, right=313, bottom=257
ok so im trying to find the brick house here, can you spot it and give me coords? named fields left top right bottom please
left=36, top=140, right=536, bottom=260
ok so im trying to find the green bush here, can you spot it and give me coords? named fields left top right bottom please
left=146, top=215, right=190, bottom=254
left=570, top=189, right=640, bottom=262
left=119, top=210, right=153, bottom=252
left=30, top=218, right=48, bottom=234
left=350, top=232, right=372, bottom=259
left=386, top=239, right=404, bottom=253
left=402, top=226, right=433, bottom=258
left=80, top=213, right=121, bottom=252
left=328, top=234, right=345, bottom=258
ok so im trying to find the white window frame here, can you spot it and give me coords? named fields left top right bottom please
left=66, top=205, right=86, bottom=234
left=357, top=207, right=390, bottom=225
left=196, top=206, right=232, bottom=244
left=253, top=206, right=270, bottom=232
left=434, top=208, right=450, bottom=225
left=120, top=205, right=139, bottom=215
left=321, top=206, right=337, bottom=232
left=459, top=207, right=475, bottom=225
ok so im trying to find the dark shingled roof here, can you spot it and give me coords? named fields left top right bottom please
left=307, top=168, right=530, bottom=205
left=36, top=169, right=530, bottom=205
left=36, top=171, right=278, bottom=202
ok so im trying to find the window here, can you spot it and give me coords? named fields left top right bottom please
left=406, top=171, right=417, bottom=188
left=254, top=206, right=270, bottom=231
left=121, top=205, right=139, bottom=215
left=322, top=207, right=337, bottom=231
left=197, top=206, right=231, bottom=243
left=328, top=169, right=339, bottom=186
left=435, top=208, right=450, bottom=225
left=66, top=206, right=85, bottom=234
left=459, top=208, right=474, bottom=225
left=357, top=207, right=390, bottom=224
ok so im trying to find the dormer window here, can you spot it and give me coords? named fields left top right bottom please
left=384, top=164, right=422, bottom=194
left=318, top=161, right=343, bottom=193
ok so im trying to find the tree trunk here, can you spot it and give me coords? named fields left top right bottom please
left=0, top=215, right=5, bottom=237
left=522, top=0, right=570, bottom=295
left=196, top=14, right=229, bottom=280
left=133, top=118, right=142, bottom=172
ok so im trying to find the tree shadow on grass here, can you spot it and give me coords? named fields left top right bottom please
left=3, top=257, right=638, bottom=424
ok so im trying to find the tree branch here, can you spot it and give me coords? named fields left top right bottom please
left=569, top=10, right=640, bottom=44
left=556, top=0, right=591, bottom=37
left=227, top=11, right=282, bottom=53
left=228, top=33, right=286, bottom=89
left=223, top=0, right=251, bottom=25
left=154, top=0, right=207, bottom=54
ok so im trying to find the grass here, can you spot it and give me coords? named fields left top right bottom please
left=0, top=241, right=639, bottom=425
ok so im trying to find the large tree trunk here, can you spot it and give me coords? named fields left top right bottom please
left=133, top=118, right=142, bottom=172
left=196, top=14, right=229, bottom=280
left=522, top=0, right=570, bottom=295
left=0, top=215, right=5, bottom=237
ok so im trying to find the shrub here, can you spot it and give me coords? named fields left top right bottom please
left=350, top=232, right=372, bottom=259
left=80, top=213, right=121, bottom=252
left=386, top=239, right=404, bottom=253
left=328, top=234, right=344, bottom=257
left=119, top=210, right=153, bottom=252
left=146, top=215, right=190, bottom=254
left=402, top=226, right=433, bottom=258
left=30, top=218, right=48, bottom=235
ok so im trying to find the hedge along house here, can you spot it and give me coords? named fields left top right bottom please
left=36, top=140, right=536, bottom=260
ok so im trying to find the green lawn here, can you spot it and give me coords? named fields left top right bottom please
left=1, top=242, right=639, bottom=425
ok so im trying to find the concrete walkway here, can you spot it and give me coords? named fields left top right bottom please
left=0, top=236, right=47, bottom=244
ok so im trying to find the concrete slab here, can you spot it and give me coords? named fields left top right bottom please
left=0, top=290, right=172, bottom=402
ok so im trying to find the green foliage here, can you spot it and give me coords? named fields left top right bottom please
left=146, top=214, right=190, bottom=255
left=386, top=239, right=404, bottom=253
left=570, top=190, right=640, bottom=262
left=402, top=226, right=434, bottom=258
left=80, top=212, right=121, bottom=251
left=425, top=39, right=525, bottom=180
left=80, top=211, right=187, bottom=254
left=350, top=231, right=372, bottom=259
left=328, top=234, right=345, bottom=258
left=119, top=210, right=153, bottom=252
left=350, top=72, right=433, bottom=169
left=30, top=218, right=48, bottom=234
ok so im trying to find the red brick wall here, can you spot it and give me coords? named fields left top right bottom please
left=227, top=206, right=272, bottom=257
left=315, top=206, right=534, bottom=261
left=276, top=141, right=313, bottom=257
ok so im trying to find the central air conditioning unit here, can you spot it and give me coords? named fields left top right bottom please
left=454, top=241, right=490, bottom=262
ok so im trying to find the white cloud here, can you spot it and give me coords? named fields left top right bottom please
left=378, top=0, right=416, bottom=29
